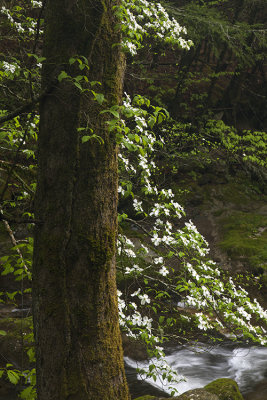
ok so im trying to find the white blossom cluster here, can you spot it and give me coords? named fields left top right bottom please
left=117, top=234, right=148, bottom=265
left=133, top=198, right=143, bottom=212
left=118, top=288, right=180, bottom=389
left=1, top=4, right=42, bottom=36
left=1, top=6, right=24, bottom=33
left=183, top=262, right=267, bottom=343
left=115, top=0, right=193, bottom=55
left=1, top=61, right=18, bottom=74
left=31, top=0, right=42, bottom=7
left=195, top=313, right=213, bottom=331
left=117, top=289, right=153, bottom=334
left=117, top=92, right=267, bottom=355
left=175, top=220, right=210, bottom=257
left=119, top=94, right=164, bottom=196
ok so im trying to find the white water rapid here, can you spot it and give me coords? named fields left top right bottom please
left=125, top=342, right=267, bottom=396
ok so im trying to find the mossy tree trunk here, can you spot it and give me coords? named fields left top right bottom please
left=32, top=1, right=129, bottom=399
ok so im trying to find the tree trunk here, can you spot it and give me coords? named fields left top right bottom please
left=32, top=1, right=129, bottom=399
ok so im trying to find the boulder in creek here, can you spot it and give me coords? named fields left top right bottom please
left=204, top=378, right=244, bottom=400
left=133, top=378, right=244, bottom=400
left=133, top=388, right=219, bottom=400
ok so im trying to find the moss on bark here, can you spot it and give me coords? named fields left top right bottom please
left=32, top=1, right=129, bottom=399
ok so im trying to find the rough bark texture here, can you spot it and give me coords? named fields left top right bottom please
left=32, top=1, right=129, bottom=399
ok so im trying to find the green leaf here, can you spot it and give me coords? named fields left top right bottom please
left=27, top=348, right=35, bottom=363
left=118, top=213, right=128, bottom=222
left=106, top=119, right=119, bottom=131
left=81, top=136, right=91, bottom=143
left=148, top=116, right=156, bottom=128
left=7, top=291, right=17, bottom=300
left=90, top=81, right=101, bottom=87
left=82, top=134, right=104, bottom=145
left=74, top=75, right=84, bottom=82
left=7, top=370, right=20, bottom=385
left=2, top=265, right=14, bottom=275
left=0, top=330, right=6, bottom=336
left=37, top=57, right=46, bottom=63
left=149, top=364, right=155, bottom=372
left=124, top=142, right=137, bottom=152
left=58, top=71, right=68, bottom=82
left=116, top=133, right=124, bottom=144
left=74, top=82, right=83, bottom=91
left=139, top=147, right=145, bottom=156
left=158, top=113, right=163, bottom=124
left=109, top=110, right=120, bottom=118
left=19, top=385, right=36, bottom=400
left=94, top=93, right=105, bottom=105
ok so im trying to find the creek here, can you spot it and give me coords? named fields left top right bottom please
left=125, top=342, right=267, bottom=398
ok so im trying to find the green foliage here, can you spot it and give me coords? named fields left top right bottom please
left=168, top=0, right=267, bottom=65
left=157, top=118, right=267, bottom=175
left=0, top=237, right=33, bottom=281
left=204, top=120, right=267, bottom=168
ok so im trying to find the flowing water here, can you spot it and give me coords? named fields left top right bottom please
left=125, top=342, right=267, bottom=398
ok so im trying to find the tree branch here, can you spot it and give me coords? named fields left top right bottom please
left=0, top=87, right=49, bottom=125
left=0, top=212, right=40, bottom=225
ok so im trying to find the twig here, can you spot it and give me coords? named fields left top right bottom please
left=0, top=209, right=31, bottom=277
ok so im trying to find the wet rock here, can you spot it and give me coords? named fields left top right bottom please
left=172, top=388, right=219, bottom=400
left=132, top=378, right=245, bottom=400
left=243, top=378, right=267, bottom=400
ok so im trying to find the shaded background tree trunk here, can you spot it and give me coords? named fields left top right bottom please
left=32, top=1, right=129, bottom=399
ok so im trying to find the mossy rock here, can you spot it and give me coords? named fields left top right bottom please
left=173, top=388, right=219, bottom=400
left=133, top=396, right=157, bottom=400
left=204, top=378, right=244, bottom=400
